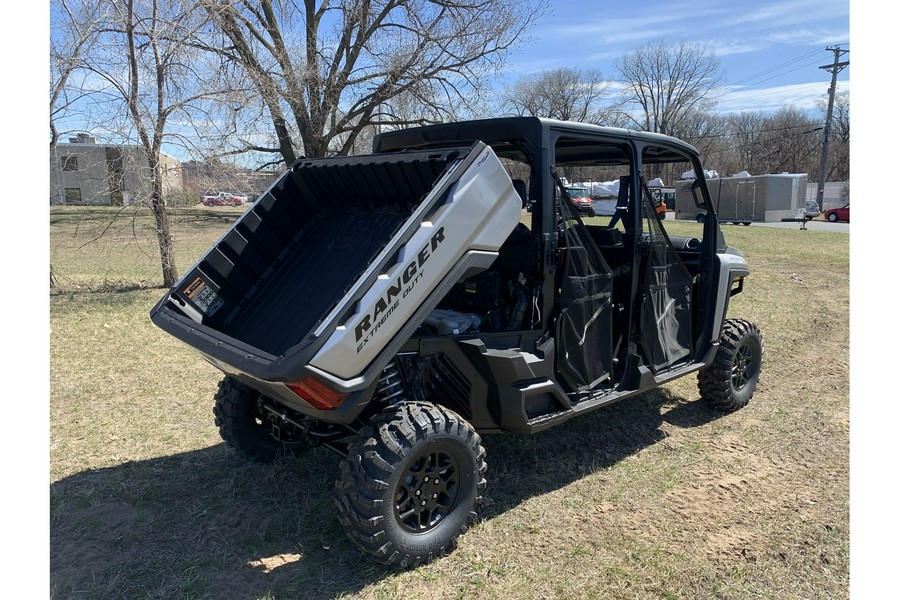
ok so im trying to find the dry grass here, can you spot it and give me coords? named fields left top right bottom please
left=50, top=207, right=849, bottom=599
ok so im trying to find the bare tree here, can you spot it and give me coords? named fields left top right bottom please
left=667, top=109, right=728, bottom=156
left=649, top=108, right=729, bottom=182
left=616, top=40, right=724, bottom=136
left=752, top=106, right=820, bottom=175
left=61, top=0, right=231, bottom=287
left=720, top=111, right=768, bottom=175
left=50, top=0, right=105, bottom=152
left=500, top=67, right=619, bottom=124
left=182, top=158, right=278, bottom=201
left=200, top=0, right=547, bottom=162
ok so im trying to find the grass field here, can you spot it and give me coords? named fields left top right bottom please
left=49, top=206, right=849, bottom=599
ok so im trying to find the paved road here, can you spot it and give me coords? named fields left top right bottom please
left=725, top=219, right=849, bottom=233
left=664, top=212, right=850, bottom=233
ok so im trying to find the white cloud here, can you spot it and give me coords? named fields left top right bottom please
left=764, top=28, right=850, bottom=46
left=716, top=79, right=849, bottom=113
left=720, top=0, right=846, bottom=28
left=705, top=41, right=760, bottom=58
left=545, top=2, right=729, bottom=45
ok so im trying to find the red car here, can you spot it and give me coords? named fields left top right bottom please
left=202, top=192, right=247, bottom=207
left=565, top=186, right=596, bottom=217
left=823, top=203, right=849, bottom=223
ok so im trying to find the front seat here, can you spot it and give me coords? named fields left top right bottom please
left=496, top=178, right=534, bottom=272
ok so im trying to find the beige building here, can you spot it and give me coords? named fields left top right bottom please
left=50, top=135, right=183, bottom=205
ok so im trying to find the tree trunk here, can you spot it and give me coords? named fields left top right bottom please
left=148, top=158, right=178, bottom=287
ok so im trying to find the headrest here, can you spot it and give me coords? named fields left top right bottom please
left=512, top=179, right=528, bottom=207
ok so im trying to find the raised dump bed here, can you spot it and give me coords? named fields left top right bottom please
left=151, top=142, right=523, bottom=383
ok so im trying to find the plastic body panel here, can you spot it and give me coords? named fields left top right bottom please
left=310, top=145, right=523, bottom=379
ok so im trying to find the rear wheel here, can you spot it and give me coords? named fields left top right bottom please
left=213, top=376, right=311, bottom=462
left=696, top=214, right=706, bottom=223
left=699, top=319, right=763, bottom=412
left=335, top=401, right=486, bottom=568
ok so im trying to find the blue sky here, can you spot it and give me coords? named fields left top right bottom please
left=43, top=0, right=850, bottom=154
left=503, top=0, right=850, bottom=114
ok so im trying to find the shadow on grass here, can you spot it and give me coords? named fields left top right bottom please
left=50, top=390, right=726, bottom=599
left=51, top=283, right=160, bottom=297
left=50, top=205, right=245, bottom=230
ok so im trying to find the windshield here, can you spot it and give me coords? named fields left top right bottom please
left=566, top=187, right=589, bottom=198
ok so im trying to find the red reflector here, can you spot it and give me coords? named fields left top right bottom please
left=285, top=377, right=348, bottom=410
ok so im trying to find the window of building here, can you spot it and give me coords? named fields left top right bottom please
left=64, top=188, right=82, bottom=203
left=61, top=156, right=78, bottom=171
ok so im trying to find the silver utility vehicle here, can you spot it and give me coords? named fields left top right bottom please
left=151, top=117, right=763, bottom=568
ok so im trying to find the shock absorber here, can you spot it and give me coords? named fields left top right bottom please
left=376, top=359, right=407, bottom=404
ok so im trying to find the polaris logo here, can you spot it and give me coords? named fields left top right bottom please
left=355, top=227, right=446, bottom=350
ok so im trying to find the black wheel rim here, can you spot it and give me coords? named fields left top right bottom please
left=731, top=340, right=757, bottom=390
left=394, top=449, right=460, bottom=533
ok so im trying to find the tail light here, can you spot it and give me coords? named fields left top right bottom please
left=285, top=377, right=349, bottom=410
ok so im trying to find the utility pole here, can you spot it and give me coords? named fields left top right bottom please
left=815, top=46, right=849, bottom=212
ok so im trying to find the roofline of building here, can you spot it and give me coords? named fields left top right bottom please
left=53, top=142, right=180, bottom=163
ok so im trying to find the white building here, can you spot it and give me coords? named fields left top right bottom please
left=50, top=134, right=183, bottom=205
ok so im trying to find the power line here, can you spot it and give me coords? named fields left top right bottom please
left=726, top=48, right=824, bottom=87
left=720, top=81, right=826, bottom=104
left=681, top=121, right=827, bottom=142
left=724, top=42, right=850, bottom=89
left=725, top=59, right=831, bottom=92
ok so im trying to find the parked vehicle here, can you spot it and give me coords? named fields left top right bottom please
left=653, top=188, right=676, bottom=211
left=564, top=186, right=595, bottom=217
left=805, top=200, right=821, bottom=219
left=824, top=203, right=850, bottom=222
left=202, top=192, right=247, bottom=207
left=677, top=174, right=808, bottom=225
left=151, top=117, right=764, bottom=569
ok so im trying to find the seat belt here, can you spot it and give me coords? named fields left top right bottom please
left=608, top=175, right=630, bottom=229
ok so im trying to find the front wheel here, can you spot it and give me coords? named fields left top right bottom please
left=698, top=319, right=764, bottom=412
left=696, top=214, right=706, bottom=224
left=828, top=212, right=838, bottom=222
left=335, top=401, right=486, bottom=568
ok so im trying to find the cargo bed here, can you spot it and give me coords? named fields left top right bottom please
left=223, top=210, right=409, bottom=356
left=151, top=142, right=523, bottom=386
